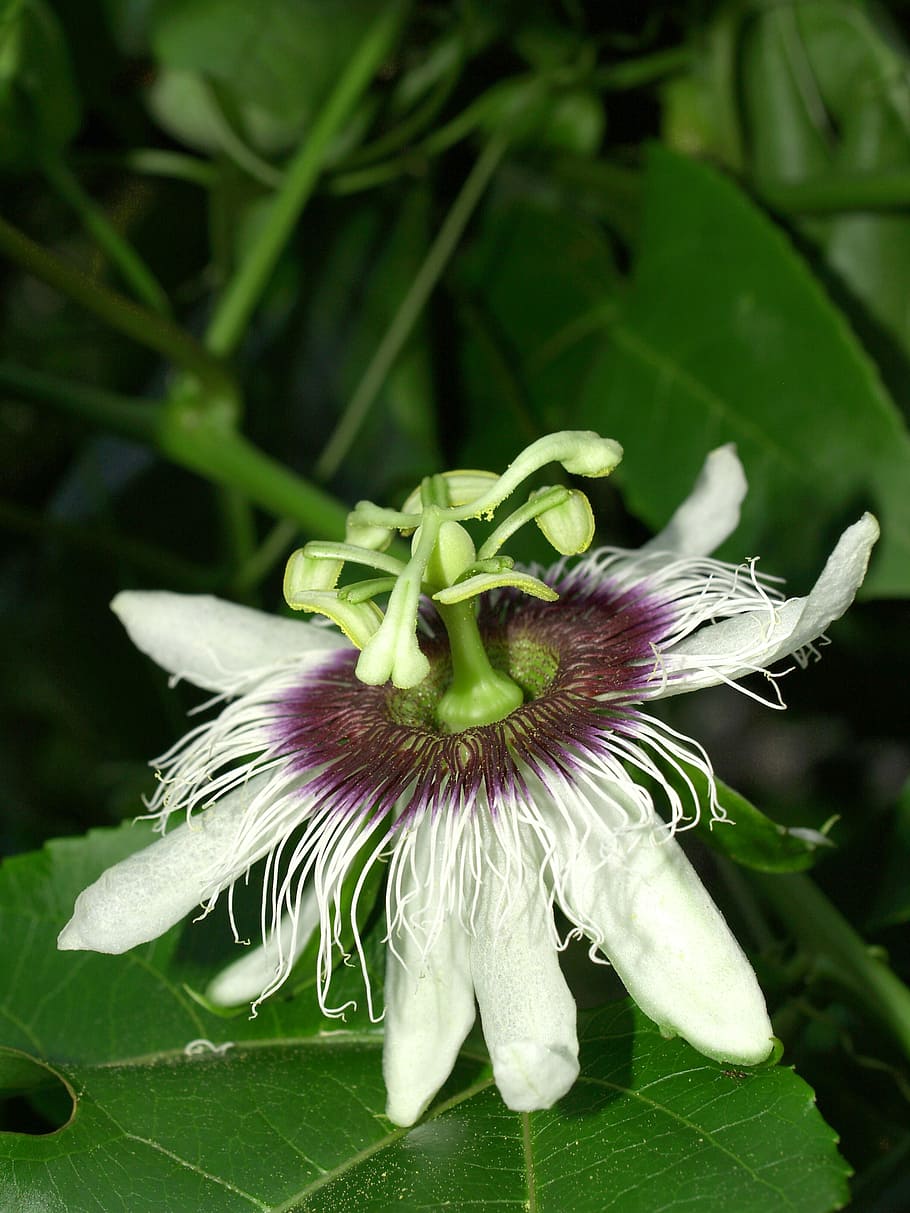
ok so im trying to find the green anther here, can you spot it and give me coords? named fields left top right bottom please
left=317, top=431, right=624, bottom=721
left=531, top=486, right=595, bottom=555
left=284, top=547, right=342, bottom=596
left=459, top=556, right=515, bottom=578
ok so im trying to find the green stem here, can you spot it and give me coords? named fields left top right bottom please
left=592, top=45, right=692, bottom=90
left=231, top=517, right=300, bottom=594
left=76, top=149, right=217, bottom=189
left=325, top=78, right=517, bottom=196
left=0, top=498, right=214, bottom=589
left=340, top=37, right=463, bottom=169
left=0, top=215, right=236, bottom=406
left=757, top=170, right=910, bottom=214
left=40, top=153, right=172, bottom=316
left=0, top=362, right=158, bottom=444
left=316, top=135, right=508, bottom=481
left=1, top=360, right=352, bottom=539
left=753, top=871, right=910, bottom=1061
left=204, top=1, right=407, bottom=358
left=158, top=413, right=351, bottom=538
left=217, top=485, right=257, bottom=572
left=326, top=155, right=426, bottom=196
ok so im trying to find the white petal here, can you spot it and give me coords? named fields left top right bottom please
left=643, top=445, right=747, bottom=557
left=556, top=789, right=772, bottom=1065
left=206, top=892, right=320, bottom=1006
left=470, top=824, right=579, bottom=1112
left=654, top=513, right=879, bottom=697
left=58, top=778, right=272, bottom=955
left=112, top=591, right=348, bottom=693
left=383, top=820, right=476, bottom=1127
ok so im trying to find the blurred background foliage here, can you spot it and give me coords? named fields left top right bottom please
left=1, top=0, right=909, bottom=1205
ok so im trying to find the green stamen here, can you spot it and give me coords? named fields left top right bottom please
left=283, top=431, right=624, bottom=728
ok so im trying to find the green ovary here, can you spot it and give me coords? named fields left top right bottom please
left=387, top=628, right=558, bottom=735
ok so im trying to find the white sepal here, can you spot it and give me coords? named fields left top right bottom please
left=643, top=445, right=747, bottom=557
left=383, top=819, right=476, bottom=1126
left=58, top=778, right=272, bottom=955
left=112, top=592, right=346, bottom=694
left=655, top=513, right=879, bottom=697
left=469, top=823, right=579, bottom=1112
left=206, top=892, right=320, bottom=1007
left=555, top=788, right=773, bottom=1066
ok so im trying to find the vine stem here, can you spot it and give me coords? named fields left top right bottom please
left=315, top=135, right=508, bottom=481
left=203, top=1, right=408, bottom=359
left=758, top=170, right=910, bottom=214
left=39, top=153, right=172, bottom=316
left=0, top=362, right=157, bottom=444
left=753, top=871, right=910, bottom=1061
left=0, top=215, right=236, bottom=407
left=0, top=361, right=351, bottom=538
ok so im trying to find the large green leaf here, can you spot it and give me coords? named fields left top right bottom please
left=454, top=188, right=620, bottom=474
left=150, top=0, right=384, bottom=149
left=577, top=146, right=910, bottom=598
left=741, top=2, right=910, bottom=391
left=0, top=825, right=849, bottom=1211
left=0, top=0, right=81, bottom=170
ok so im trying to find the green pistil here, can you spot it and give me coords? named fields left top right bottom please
left=435, top=600, right=524, bottom=732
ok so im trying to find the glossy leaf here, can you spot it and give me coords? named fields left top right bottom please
left=868, top=780, right=910, bottom=929
left=0, top=0, right=81, bottom=170
left=151, top=0, right=384, bottom=149
left=687, top=774, right=826, bottom=874
left=455, top=191, right=619, bottom=476
left=740, top=2, right=910, bottom=400
left=577, top=146, right=910, bottom=597
left=0, top=825, right=848, bottom=1211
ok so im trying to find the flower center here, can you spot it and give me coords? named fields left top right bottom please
left=387, top=632, right=560, bottom=733
left=281, top=430, right=625, bottom=728
left=275, top=575, right=673, bottom=826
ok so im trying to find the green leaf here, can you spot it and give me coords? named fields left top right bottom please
left=577, top=146, right=910, bottom=597
left=740, top=2, right=910, bottom=400
left=693, top=776, right=827, bottom=874
left=868, top=779, right=910, bottom=929
left=1, top=825, right=849, bottom=1211
left=454, top=190, right=619, bottom=477
left=0, top=0, right=81, bottom=170
left=150, top=0, right=384, bottom=151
